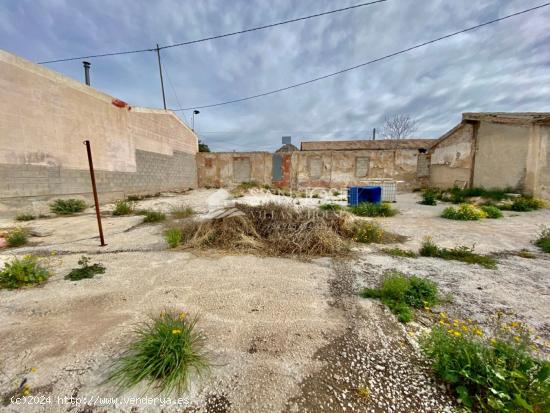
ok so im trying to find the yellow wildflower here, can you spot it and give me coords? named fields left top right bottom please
left=172, top=329, right=182, bottom=335
left=22, top=385, right=30, bottom=396
left=178, top=312, right=187, bottom=320
left=424, top=307, right=431, bottom=311
left=513, top=336, right=521, bottom=342
left=453, top=320, right=459, bottom=327
left=30, top=367, right=37, bottom=373
left=473, top=328, right=483, bottom=336
left=439, top=312, right=447, bottom=318
left=453, top=331, right=462, bottom=337
left=490, top=338, right=497, bottom=345
left=461, top=325, right=469, bottom=332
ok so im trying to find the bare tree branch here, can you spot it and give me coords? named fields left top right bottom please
left=382, top=114, right=418, bottom=139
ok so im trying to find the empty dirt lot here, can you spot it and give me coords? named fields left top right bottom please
left=0, top=189, right=548, bottom=412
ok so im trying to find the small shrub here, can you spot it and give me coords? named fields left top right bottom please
left=332, top=190, right=341, bottom=196
left=65, top=256, right=105, bottom=281
left=15, top=213, right=35, bottom=221
left=479, top=205, right=503, bottom=219
left=171, top=206, right=195, bottom=219
left=138, top=209, right=166, bottom=223
left=349, top=221, right=384, bottom=244
left=164, top=228, right=183, bottom=248
left=510, top=197, right=545, bottom=212
left=50, top=198, right=87, bottom=215
left=360, top=272, right=438, bottom=323
left=6, top=228, right=28, bottom=247
left=0, top=255, right=51, bottom=289
left=382, top=247, right=418, bottom=258
left=108, top=311, right=209, bottom=394
left=420, top=189, right=438, bottom=206
left=112, top=200, right=135, bottom=216
left=534, top=226, right=550, bottom=253
left=349, top=202, right=397, bottom=217
left=420, top=237, right=497, bottom=269
left=422, top=315, right=549, bottom=412
left=441, top=204, right=487, bottom=220
left=319, top=203, right=343, bottom=211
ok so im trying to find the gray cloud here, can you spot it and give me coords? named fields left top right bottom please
left=1, top=0, right=549, bottom=151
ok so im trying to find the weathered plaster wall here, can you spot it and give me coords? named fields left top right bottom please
left=527, top=124, right=550, bottom=199
left=472, top=122, right=529, bottom=191
left=0, top=49, right=198, bottom=211
left=289, top=149, right=421, bottom=190
left=197, top=152, right=272, bottom=187
left=429, top=123, right=474, bottom=188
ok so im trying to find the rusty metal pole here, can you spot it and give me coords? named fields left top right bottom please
left=84, top=140, right=106, bottom=246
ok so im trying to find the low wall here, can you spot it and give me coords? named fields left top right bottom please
left=0, top=49, right=198, bottom=212
left=289, top=149, right=422, bottom=191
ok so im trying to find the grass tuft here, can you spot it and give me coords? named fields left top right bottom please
left=15, top=213, right=35, bottom=221
left=171, top=206, right=195, bottom=219
left=349, top=202, right=398, bottom=217
left=419, top=188, right=438, bottom=206
left=534, top=226, right=550, bottom=253
left=508, top=197, right=545, bottom=212
left=65, top=256, right=105, bottom=281
left=360, top=272, right=438, bottom=323
left=50, top=198, right=87, bottom=215
left=112, top=200, right=136, bottom=216
left=6, top=227, right=29, bottom=247
left=164, top=228, right=183, bottom=248
left=138, top=209, right=166, bottom=223
left=479, top=205, right=503, bottom=219
left=108, top=311, right=209, bottom=394
left=419, top=237, right=497, bottom=269
left=0, top=255, right=51, bottom=289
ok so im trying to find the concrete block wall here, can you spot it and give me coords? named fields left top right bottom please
left=0, top=49, right=198, bottom=213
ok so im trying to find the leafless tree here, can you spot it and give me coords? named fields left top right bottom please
left=382, top=114, right=418, bottom=139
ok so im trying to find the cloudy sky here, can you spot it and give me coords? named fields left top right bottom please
left=1, top=0, right=549, bottom=151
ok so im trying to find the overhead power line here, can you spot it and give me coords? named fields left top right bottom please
left=173, top=2, right=550, bottom=111
left=36, top=0, right=387, bottom=64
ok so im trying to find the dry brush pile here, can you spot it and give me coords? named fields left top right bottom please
left=164, top=203, right=403, bottom=257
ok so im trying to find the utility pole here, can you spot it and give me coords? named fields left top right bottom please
left=155, top=44, right=167, bottom=110
left=372, top=128, right=376, bottom=140
left=83, top=61, right=91, bottom=86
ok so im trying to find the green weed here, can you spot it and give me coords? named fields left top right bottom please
left=164, top=228, right=183, bottom=248
left=360, top=272, right=438, bottom=323
left=422, top=316, right=549, bottom=412
left=319, top=203, right=343, bottom=211
left=15, top=213, right=35, bottom=221
left=6, top=228, right=29, bottom=248
left=108, top=311, right=209, bottom=394
left=420, top=237, right=497, bottom=269
left=112, top=200, right=135, bottom=216
left=508, top=197, right=545, bottom=212
left=534, top=226, right=550, bottom=253
left=138, top=210, right=166, bottom=223
left=420, top=189, right=438, bottom=206
left=0, top=255, right=51, bottom=289
left=171, top=206, right=194, bottom=219
left=65, top=256, right=105, bottom=281
left=349, top=202, right=398, bottom=217
left=441, top=204, right=487, bottom=220
left=49, top=198, right=87, bottom=215
left=480, top=205, right=503, bottom=219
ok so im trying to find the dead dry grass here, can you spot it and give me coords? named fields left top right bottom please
left=166, top=203, right=406, bottom=258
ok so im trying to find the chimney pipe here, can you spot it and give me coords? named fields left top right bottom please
left=372, top=128, right=376, bottom=140
left=83, top=61, right=91, bottom=86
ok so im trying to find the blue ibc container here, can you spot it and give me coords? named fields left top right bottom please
left=347, top=186, right=382, bottom=206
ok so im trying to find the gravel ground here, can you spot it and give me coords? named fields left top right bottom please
left=1, top=189, right=548, bottom=411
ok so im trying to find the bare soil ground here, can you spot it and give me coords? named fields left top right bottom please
left=0, top=190, right=548, bottom=412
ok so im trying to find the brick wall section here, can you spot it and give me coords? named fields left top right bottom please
left=0, top=150, right=196, bottom=209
